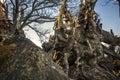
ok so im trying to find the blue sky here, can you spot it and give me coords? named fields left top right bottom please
left=95, top=0, right=120, bottom=35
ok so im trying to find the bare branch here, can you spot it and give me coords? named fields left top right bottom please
left=10, top=0, right=15, bottom=7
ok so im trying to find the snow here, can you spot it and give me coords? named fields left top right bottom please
left=24, top=22, right=54, bottom=48
left=101, top=42, right=110, bottom=48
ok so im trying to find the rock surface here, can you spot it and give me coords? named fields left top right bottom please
left=0, top=36, right=68, bottom=80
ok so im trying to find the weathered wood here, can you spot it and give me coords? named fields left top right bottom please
left=102, top=30, right=120, bottom=45
left=42, top=0, right=119, bottom=80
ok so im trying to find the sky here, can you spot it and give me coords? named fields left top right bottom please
left=95, top=0, right=120, bottom=35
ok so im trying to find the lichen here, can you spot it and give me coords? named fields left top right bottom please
left=0, top=43, right=16, bottom=67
